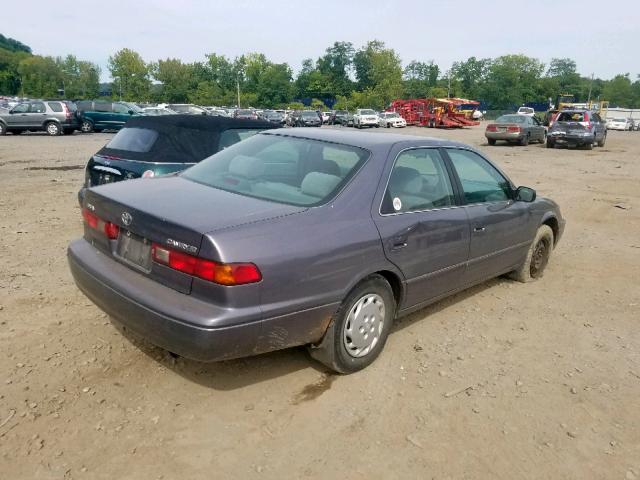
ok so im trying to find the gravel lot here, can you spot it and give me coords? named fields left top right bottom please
left=1, top=125, right=639, bottom=480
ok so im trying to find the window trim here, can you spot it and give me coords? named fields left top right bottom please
left=441, top=146, right=516, bottom=206
left=378, top=146, right=461, bottom=217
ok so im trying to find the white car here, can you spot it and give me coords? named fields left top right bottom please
left=353, top=109, right=380, bottom=128
left=321, top=111, right=332, bottom=124
left=142, top=107, right=177, bottom=116
left=378, top=112, right=407, bottom=128
left=517, top=107, right=535, bottom=117
left=606, top=118, right=633, bottom=131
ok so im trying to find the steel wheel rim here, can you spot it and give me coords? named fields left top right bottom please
left=530, top=238, right=550, bottom=278
left=47, top=123, right=58, bottom=135
left=81, top=121, right=91, bottom=132
left=343, top=294, right=385, bottom=358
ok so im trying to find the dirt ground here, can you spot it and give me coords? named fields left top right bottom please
left=1, top=124, right=639, bottom=480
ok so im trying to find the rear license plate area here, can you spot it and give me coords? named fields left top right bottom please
left=116, top=230, right=152, bottom=271
left=498, top=127, right=507, bottom=132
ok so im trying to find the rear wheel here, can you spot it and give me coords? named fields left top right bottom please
left=509, top=225, right=554, bottom=283
left=45, top=121, right=60, bottom=136
left=546, top=139, right=555, bottom=148
left=80, top=120, right=94, bottom=133
left=487, top=138, right=496, bottom=146
left=308, top=275, right=395, bottom=373
left=597, top=133, right=606, bottom=147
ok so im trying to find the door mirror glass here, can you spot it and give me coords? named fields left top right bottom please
left=128, top=110, right=134, bottom=115
left=515, top=186, right=536, bottom=202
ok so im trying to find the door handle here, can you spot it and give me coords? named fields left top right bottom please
left=473, top=226, right=486, bottom=233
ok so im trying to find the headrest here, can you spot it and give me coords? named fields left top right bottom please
left=301, top=172, right=341, bottom=199
left=390, top=166, right=422, bottom=195
left=228, top=155, right=264, bottom=179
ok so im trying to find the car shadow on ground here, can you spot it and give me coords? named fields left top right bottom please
left=112, top=276, right=511, bottom=390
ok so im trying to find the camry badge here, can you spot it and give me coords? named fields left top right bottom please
left=121, top=212, right=133, bottom=226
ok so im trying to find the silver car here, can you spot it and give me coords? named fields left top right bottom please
left=0, top=100, right=80, bottom=135
left=485, top=114, right=546, bottom=146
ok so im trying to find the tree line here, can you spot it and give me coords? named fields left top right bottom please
left=1, top=35, right=639, bottom=110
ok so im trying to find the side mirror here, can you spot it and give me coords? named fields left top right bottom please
left=515, top=186, right=536, bottom=202
left=128, top=110, right=134, bottom=115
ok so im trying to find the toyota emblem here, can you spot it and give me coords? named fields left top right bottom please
left=121, top=212, right=133, bottom=226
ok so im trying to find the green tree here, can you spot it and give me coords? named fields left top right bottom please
left=152, top=58, right=193, bottom=103
left=480, top=54, right=544, bottom=108
left=353, top=40, right=403, bottom=106
left=316, top=41, right=354, bottom=96
left=603, top=74, right=633, bottom=107
left=0, top=48, right=29, bottom=94
left=450, top=57, right=491, bottom=98
left=18, top=55, right=63, bottom=98
left=255, top=63, right=293, bottom=107
left=108, top=48, right=151, bottom=101
left=403, top=60, right=439, bottom=98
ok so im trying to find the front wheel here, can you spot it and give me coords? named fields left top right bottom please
left=308, top=275, right=395, bottom=373
left=519, top=134, right=530, bottom=146
left=0, top=123, right=6, bottom=135
left=546, top=139, right=555, bottom=148
left=509, top=225, right=554, bottom=283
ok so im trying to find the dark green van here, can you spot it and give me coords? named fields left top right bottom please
left=77, top=101, right=144, bottom=132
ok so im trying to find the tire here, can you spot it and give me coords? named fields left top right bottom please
left=584, top=142, right=593, bottom=150
left=541, top=131, right=547, bottom=144
left=509, top=225, right=554, bottom=283
left=308, top=275, right=396, bottom=373
left=487, top=138, right=496, bottom=146
left=597, top=133, right=606, bottom=147
left=546, top=139, right=555, bottom=148
left=386, top=123, right=391, bottom=128
left=45, top=121, right=61, bottom=136
left=0, top=122, right=6, bottom=135
left=519, top=134, right=530, bottom=146
left=80, top=120, right=94, bottom=133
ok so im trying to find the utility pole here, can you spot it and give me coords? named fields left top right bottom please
left=587, top=73, right=594, bottom=106
left=447, top=71, right=451, bottom=99
left=236, top=77, right=241, bottom=108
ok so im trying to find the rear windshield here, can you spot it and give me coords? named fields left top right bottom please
left=496, top=115, right=526, bottom=124
left=360, top=109, right=376, bottom=115
left=106, top=128, right=159, bottom=152
left=518, top=108, right=534, bottom=114
left=557, top=112, right=586, bottom=122
left=182, top=133, right=369, bottom=207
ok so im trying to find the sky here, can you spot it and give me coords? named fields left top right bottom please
left=3, top=0, right=639, bottom=82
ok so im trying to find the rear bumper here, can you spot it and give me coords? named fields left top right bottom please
left=549, top=133, right=594, bottom=145
left=485, top=131, right=523, bottom=141
left=68, top=239, right=261, bottom=362
left=68, top=239, right=338, bottom=362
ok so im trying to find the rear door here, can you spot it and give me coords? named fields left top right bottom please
left=28, top=102, right=47, bottom=128
left=445, top=148, right=531, bottom=285
left=373, top=147, right=470, bottom=308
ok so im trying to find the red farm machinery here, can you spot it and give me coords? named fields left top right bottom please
left=389, top=97, right=481, bottom=128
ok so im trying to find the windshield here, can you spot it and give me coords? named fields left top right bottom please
left=385, top=113, right=399, bottom=118
left=122, top=102, right=144, bottom=114
left=106, top=128, right=159, bottom=152
left=182, top=133, right=369, bottom=207
left=302, top=111, right=318, bottom=118
left=360, top=109, right=375, bottom=115
left=496, top=115, right=526, bottom=124
left=237, top=109, right=254, bottom=115
left=518, top=107, right=534, bottom=114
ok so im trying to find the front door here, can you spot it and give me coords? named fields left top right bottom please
left=7, top=103, right=30, bottom=127
left=445, top=148, right=532, bottom=286
left=373, top=148, right=470, bottom=309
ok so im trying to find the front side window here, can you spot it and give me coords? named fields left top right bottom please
left=113, top=103, right=131, bottom=114
left=382, top=149, right=455, bottom=214
left=219, top=128, right=265, bottom=149
left=11, top=103, right=29, bottom=113
left=94, top=102, right=112, bottom=112
left=447, top=149, right=511, bottom=204
left=106, top=128, right=159, bottom=152
left=182, top=133, right=369, bottom=207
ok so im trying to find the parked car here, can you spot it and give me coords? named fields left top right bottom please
left=378, top=112, right=407, bottom=128
left=234, top=109, right=259, bottom=120
left=79, top=114, right=278, bottom=204
left=516, top=107, right=535, bottom=117
left=161, top=104, right=207, bottom=116
left=0, top=100, right=79, bottom=136
left=353, top=109, right=380, bottom=129
left=69, top=129, right=564, bottom=373
left=321, top=111, right=332, bottom=124
left=547, top=110, right=606, bottom=149
left=485, top=114, right=546, bottom=146
left=294, top=110, right=322, bottom=127
left=77, top=101, right=144, bottom=132
left=262, top=110, right=286, bottom=125
left=330, top=110, right=349, bottom=125
left=606, top=117, right=633, bottom=131
left=142, top=107, right=177, bottom=116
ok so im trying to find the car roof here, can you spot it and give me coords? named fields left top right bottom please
left=261, top=127, right=468, bottom=150
left=124, top=114, right=276, bottom=132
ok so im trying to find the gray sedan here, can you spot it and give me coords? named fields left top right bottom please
left=485, top=114, right=546, bottom=146
left=68, top=129, right=564, bottom=373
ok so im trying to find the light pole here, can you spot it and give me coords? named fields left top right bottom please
left=236, top=77, right=241, bottom=108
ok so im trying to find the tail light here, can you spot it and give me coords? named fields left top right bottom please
left=82, top=208, right=120, bottom=239
left=580, top=113, right=591, bottom=129
left=151, top=243, right=261, bottom=286
left=486, top=124, right=497, bottom=132
left=507, top=126, right=521, bottom=133
left=62, top=103, right=72, bottom=120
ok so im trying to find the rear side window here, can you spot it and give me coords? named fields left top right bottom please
left=64, top=102, right=77, bottom=112
left=447, top=149, right=510, bottom=204
left=30, top=102, right=46, bottom=113
left=48, top=102, right=63, bottom=112
left=382, top=149, right=454, bottom=214
left=106, top=128, right=159, bottom=152
left=94, top=102, right=112, bottom=112
left=219, top=128, right=264, bottom=149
